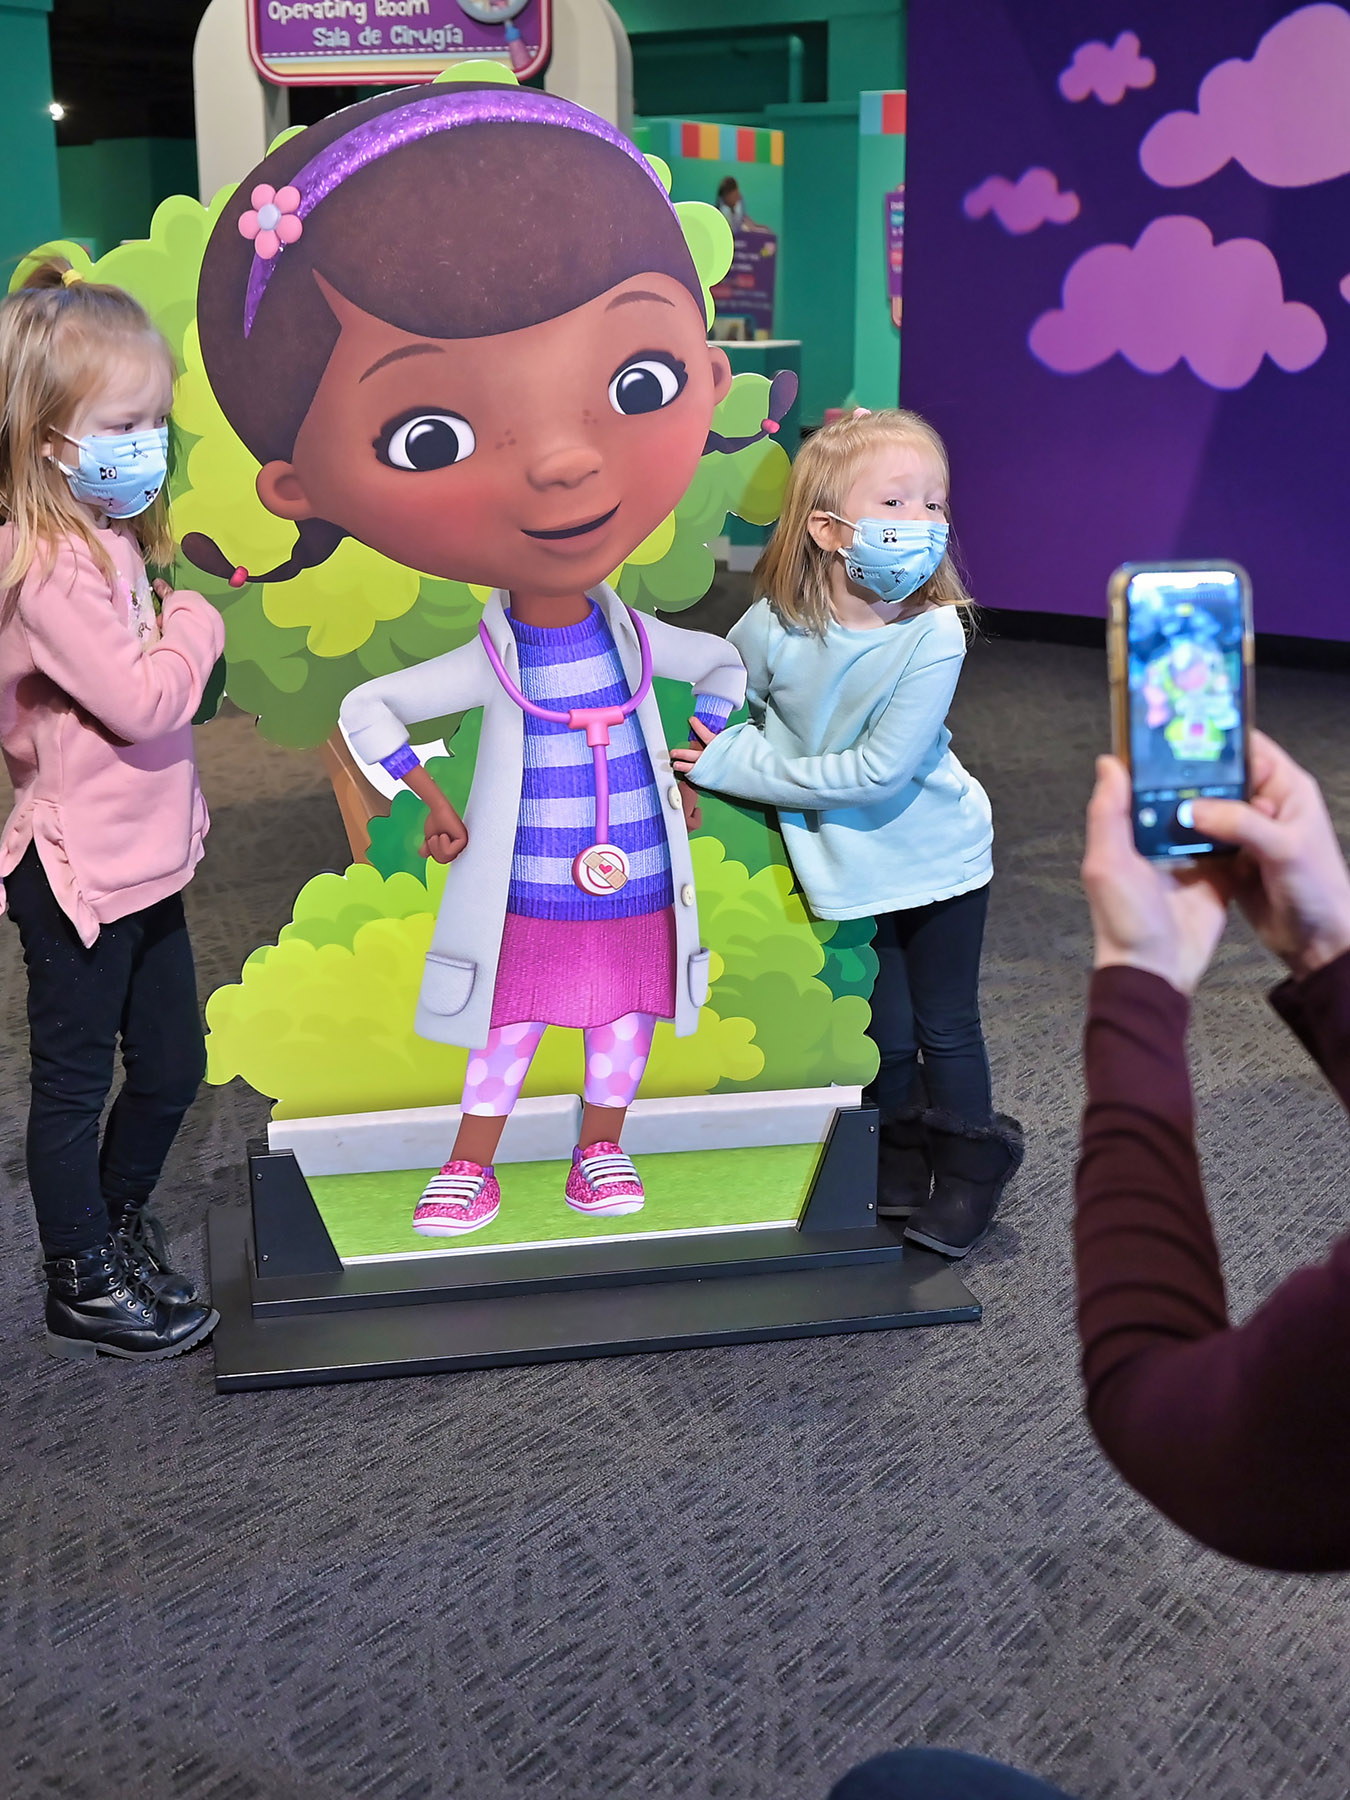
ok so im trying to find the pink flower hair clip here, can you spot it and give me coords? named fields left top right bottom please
left=237, top=184, right=303, bottom=260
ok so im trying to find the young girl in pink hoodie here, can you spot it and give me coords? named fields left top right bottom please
left=0, top=261, right=222, bottom=1362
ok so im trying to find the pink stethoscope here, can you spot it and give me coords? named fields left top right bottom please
left=478, top=606, right=654, bottom=896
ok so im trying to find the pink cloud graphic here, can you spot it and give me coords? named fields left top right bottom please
left=1059, top=30, right=1156, bottom=104
left=1141, top=3, right=1350, bottom=188
left=1029, top=215, right=1326, bottom=390
left=963, top=168, right=1081, bottom=234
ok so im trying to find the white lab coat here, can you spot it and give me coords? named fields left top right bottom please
left=340, top=584, right=747, bottom=1048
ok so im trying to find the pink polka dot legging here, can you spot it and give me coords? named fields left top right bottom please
left=460, top=1013, right=658, bottom=1116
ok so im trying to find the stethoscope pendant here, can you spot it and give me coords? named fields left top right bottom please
left=573, top=843, right=631, bottom=895
left=480, top=604, right=655, bottom=897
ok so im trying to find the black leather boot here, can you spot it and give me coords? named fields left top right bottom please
left=877, top=1108, right=932, bottom=1217
left=904, top=1112, right=1024, bottom=1258
left=44, top=1237, right=218, bottom=1362
left=108, top=1199, right=198, bottom=1305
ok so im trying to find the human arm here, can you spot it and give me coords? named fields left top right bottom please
left=20, top=545, right=224, bottom=744
left=1077, top=963, right=1350, bottom=1571
left=675, top=629, right=964, bottom=809
left=1076, top=739, right=1350, bottom=1570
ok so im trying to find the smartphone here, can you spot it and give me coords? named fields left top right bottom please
left=1108, top=562, right=1253, bottom=859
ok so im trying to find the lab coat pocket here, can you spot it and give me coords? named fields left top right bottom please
left=422, top=952, right=477, bottom=1017
left=688, top=947, right=712, bottom=1010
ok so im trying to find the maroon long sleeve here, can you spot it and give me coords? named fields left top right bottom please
left=1076, top=955, right=1350, bottom=1571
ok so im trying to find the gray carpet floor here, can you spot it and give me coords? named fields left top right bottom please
left=3, top=602, right=1350, bottom=1800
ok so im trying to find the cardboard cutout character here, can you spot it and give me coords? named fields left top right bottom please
left=192, top=83, right=795, bottom=1235
left=1141, top=639, right=1239, bottom=762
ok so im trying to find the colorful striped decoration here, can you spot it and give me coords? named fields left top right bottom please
left=643, top=119, right=784, bottom=166
left=859, top=91, right=907, bottom=136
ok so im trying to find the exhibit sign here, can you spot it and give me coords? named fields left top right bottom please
left=885, top=186, right=904, bottom=326
left=249, top=0, right=552, bottom=85
left=711, top=227, right=778, bottom=338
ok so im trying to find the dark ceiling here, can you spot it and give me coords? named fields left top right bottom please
left=47, top=0, right=371, bottom=145
left=49, top=0, right=214, bottom=144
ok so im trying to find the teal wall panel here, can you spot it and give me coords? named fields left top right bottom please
left=58, top=139, right=199, bottom=259
left=615, top=0, right=907, bottom=426
left=0, top=0, right=61, bottom=272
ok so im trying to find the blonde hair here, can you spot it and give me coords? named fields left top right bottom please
left=753, top=407, right=974, bottom=636
left=0, top=258, right=175, bottom=612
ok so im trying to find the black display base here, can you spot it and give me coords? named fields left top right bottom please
left=208, top=1106, right=982, bottom=1391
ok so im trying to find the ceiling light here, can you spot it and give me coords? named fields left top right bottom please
left=49, top=102, right=66, bottom=121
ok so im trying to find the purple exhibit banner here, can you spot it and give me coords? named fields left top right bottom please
left=904, top=1, right=1350, bottom=639
left=885, top=186, right=904, bottom=326
left=250, top=0, right=551, bottom=85
left=711, top=226, right=778, bottom=338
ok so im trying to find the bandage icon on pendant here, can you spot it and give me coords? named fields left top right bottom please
left=573, top=843, right=631, bottom=895
left=479, top=607, right=655, bottom=897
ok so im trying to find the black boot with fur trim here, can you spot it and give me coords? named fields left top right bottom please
left=904, top=1111, right=1024, bottom=1257
left=876, top=1108, right=932, bottom=1218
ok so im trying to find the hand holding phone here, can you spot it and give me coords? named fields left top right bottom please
left=1082, top=753, right=1233, bottom=995
left=1108, top=562, right=1253, bottom=860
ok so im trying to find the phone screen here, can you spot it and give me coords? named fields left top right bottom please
left=1126, top=568, right=1247, bottom=858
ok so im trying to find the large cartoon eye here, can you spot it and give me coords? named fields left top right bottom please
left=607, top=355, right=687, bottom=417
left=375, top=410, right=476, bottom=471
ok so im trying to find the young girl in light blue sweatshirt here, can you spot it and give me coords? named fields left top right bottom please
left=675, top=408, right=1022, bottom=1256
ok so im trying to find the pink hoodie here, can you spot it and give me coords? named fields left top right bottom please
left=0, top=523, right=225, bottom=946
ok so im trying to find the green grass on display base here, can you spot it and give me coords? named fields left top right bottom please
left=311, top=1142, right=822, bottom=1263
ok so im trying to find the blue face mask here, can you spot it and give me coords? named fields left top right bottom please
left=53, top=425, right=169, bottom=520
left=830, top=514, right=949, bottom=604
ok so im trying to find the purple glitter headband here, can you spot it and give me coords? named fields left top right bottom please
left=240, top=88, right=673, bottom=336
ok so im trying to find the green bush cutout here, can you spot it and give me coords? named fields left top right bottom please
left=206, top=837, right=877, bottom=1119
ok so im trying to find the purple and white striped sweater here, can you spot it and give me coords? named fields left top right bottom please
left=504, top=604, right=729, bottom=921
left=381, top=604, right=732, bottom=921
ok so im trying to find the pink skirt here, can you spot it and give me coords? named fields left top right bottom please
left=489, top=908, right=677, bottom=1029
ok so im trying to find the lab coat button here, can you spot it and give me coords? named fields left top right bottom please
left=667, top=784, right=682, bottom=808
left=679, top=883, right=696, bottom=907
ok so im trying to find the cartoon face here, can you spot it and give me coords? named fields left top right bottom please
left=255, top=272, right=732, bottom=594
left=1170, top=644, right=1212, bottom=691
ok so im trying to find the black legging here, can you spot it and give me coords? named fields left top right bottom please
left=867, top=883, right=992, bottom=1124
left=5, top=843, right=206, bottom=1257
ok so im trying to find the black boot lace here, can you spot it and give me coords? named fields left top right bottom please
left=115, top=1207, right=169, bottom=1279
left=102, top=1240, right=160, bottom=1322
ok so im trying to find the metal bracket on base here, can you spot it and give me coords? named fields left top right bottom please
left=798, top=1104, right=879, bottom=1232
left=248, top=1138, right=343, bottom=1280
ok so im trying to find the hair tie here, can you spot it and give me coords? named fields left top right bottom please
left=60, top=268, right=84, bottom=288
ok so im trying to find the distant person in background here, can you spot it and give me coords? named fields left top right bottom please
left=717, top=175, right=749, bottom=229
left=1078, top=731, right=1350, bottom=1571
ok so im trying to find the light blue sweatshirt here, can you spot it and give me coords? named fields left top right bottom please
left=690, top=598, right=993, bottom=920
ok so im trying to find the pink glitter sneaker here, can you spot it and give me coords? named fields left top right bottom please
left=565, top=1141, right=646, bottom=1217
left=412, top=1160, right=501, bottom=1236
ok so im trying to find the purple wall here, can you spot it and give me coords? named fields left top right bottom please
left=903, top=1, right=1350, bottom=639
